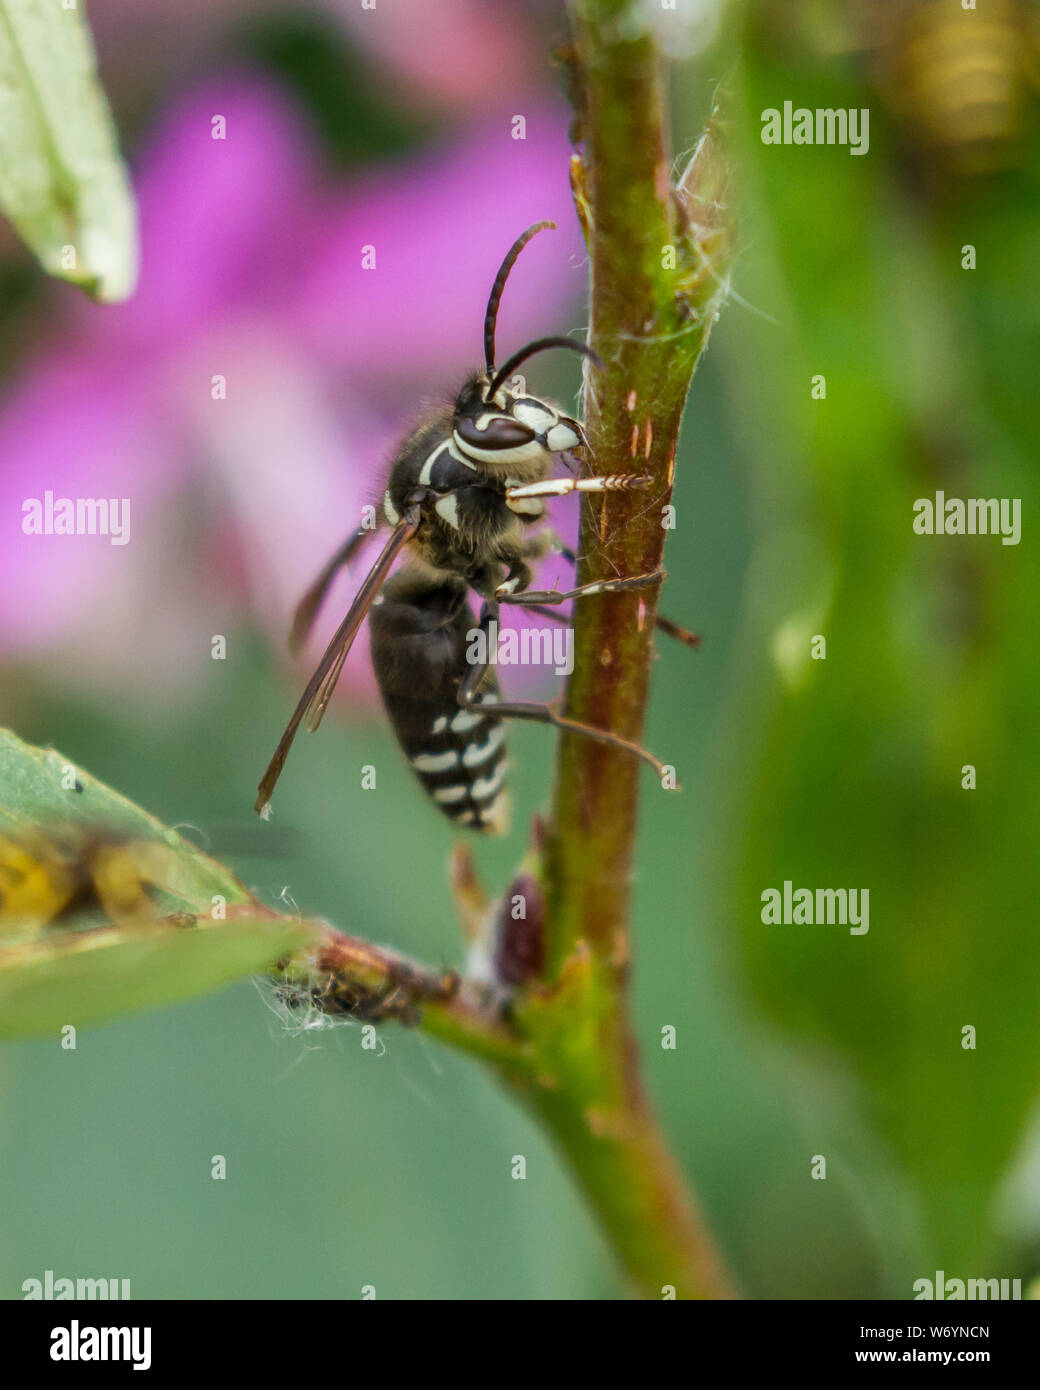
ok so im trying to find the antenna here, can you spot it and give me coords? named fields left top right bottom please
left=487, top=337, right=603, bottom=400
left=483, top=221, right=556, bottom=372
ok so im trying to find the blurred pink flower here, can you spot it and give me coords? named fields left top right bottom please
left=327, top=0, right=539, bottom=116
left=1, top=69, right=583, bottom=708
left=294, top=107, right=586, bottom=384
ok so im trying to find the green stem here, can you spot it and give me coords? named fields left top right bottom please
left=548, top=0, right=729, bottom=969
left=523, top=0, right=735, bottom=1298
left=277, top=923, right=529, bottom=1071
left=523, top=1050, right=735, bottom=1300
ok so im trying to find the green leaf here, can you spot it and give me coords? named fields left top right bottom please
left=0, top=729, right=314, bottom=1038
left=0, top=0, right=137, bottom=300
left=0, top=915, right=312, bottom=1039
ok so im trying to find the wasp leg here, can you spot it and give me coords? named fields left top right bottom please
left=652, top=612, right=702, bottom=647
left=505, top=475, right=649, bottom=501
left=529, top=541, right=701, bottom=648
left=495, top=570, right=663, bottom=605
left=490, top=557, right=533, bottom=599
left=457, top=600, right=677, bottom=784
left=511, top=602, right=701, bottom=651
left=518, top=603, right=570, bottom=625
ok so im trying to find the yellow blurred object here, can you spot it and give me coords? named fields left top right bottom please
left=0, top=827, right=181, bottom=935
left=763, top=0, right=1039, bottom=177
left=878, top=0, right=1037, bottom=175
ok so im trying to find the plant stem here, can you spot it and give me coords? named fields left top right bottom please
left=526, top=0, right=736, bottom=1298
left=549, top=1, right=730, bottom=970
left=276, top=922, right=529, bottom=1070
left=523, top=1047, right=735, bottom=1300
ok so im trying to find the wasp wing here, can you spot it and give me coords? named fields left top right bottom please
left=255, top=512, right=420, bottom=816
left=289, top=527, right=375, bottom=655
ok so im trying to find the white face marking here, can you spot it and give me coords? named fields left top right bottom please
left=432, top=784, right=469, bottom=804
left=412, top=748, right=459, bottom=774
left=461, top=727, right=504, bottom=768
left=455, top=809, right=476, bottom=824
left=451, top=709, right=484, bottom=733
left=512, top=402, right=558, bottom=434
left=431, top=716, right=448, bottom=735
left=470, top=762, right=508, bottom=803
left=434, top=493, right=460, bottom=528
left=452, top=433, right=545, bottom=467
left=383, top=490, right=400, bottom=525
left=446, top=439, right=477, bottom=470
left=419, top=439, right=451, bottom=486
left=546, top=422, right=581, bottom=452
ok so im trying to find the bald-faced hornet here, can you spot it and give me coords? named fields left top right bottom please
left=255, top=222, right=695, bottom=833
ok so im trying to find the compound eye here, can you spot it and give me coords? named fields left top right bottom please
left=454, top=414, right=537, bottom=452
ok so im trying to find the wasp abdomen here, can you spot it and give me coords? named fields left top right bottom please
left=369, top=572, right=510, bottom=835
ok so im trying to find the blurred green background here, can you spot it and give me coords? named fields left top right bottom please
left=1, top=0, right=1038, bottom=1298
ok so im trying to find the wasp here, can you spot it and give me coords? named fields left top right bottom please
left=872, top=0, right=1037, bottom=177
left=255, top=223, right=695, bottom=834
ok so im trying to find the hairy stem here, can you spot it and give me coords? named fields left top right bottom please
left=527, top=0, right=735, bottom=1298
left=275, top=923, right=529, bottom=1071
